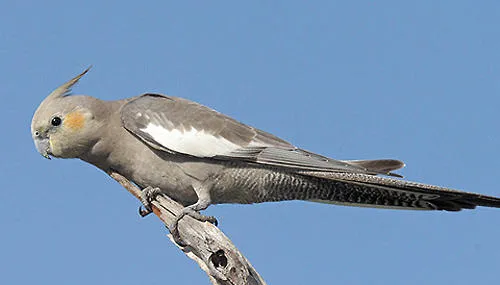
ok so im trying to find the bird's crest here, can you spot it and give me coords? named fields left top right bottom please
left=45, top=66, right=92, bottom=101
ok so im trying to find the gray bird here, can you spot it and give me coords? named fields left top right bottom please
left=31, top=68, right=500, bottom=242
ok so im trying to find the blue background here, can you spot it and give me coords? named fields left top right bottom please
left=2, top=1, right=500, bottom=284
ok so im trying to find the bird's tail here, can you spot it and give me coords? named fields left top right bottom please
left=296, top=171, right=500, bottom=211
left=220, top=165, right=500, bottom=211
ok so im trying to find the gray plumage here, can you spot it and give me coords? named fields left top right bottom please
left=31, top=69, right=500, bottom=236
left=122, top=94, right=404, bottom=176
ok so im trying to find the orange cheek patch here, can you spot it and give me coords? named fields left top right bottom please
left=64, top=111, right=86, bottom=131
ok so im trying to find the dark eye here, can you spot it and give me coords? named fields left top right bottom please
left=51, top=116, right=62, bottom=126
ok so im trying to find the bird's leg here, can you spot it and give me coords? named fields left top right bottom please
left=169, top=187, right=218, bottom=246
left=138, top=186, right=162, bottom=217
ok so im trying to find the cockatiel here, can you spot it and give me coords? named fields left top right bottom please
left=31, top=68, right=500, bottom=242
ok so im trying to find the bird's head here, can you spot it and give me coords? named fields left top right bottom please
left=31, top=68, right=104, bottom=159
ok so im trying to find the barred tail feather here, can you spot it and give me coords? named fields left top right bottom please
left=300, top=172, right=500, bottom=211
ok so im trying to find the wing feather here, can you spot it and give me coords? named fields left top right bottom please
left=121, top=94, right=404, bottom=176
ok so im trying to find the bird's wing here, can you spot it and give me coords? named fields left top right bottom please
left=121, top=94, right=403, bottom=175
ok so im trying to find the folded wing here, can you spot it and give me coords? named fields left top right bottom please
left=121, top=94, right=404, bottom=176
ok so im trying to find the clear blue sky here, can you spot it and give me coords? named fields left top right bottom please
left=2, top=1, right=500, bottom=284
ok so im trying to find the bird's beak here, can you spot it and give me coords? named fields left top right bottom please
left=34, top=137, right=52, bottom=160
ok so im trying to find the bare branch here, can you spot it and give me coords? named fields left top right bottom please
left=109, top=171, right=266, bottom=285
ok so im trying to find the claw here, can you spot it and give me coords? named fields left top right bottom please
left=138, top=206, right=152, bottom=217
left=207, top=216, right=218, bottom=226
left=138, top=186, right=162, bottom=217
left=168, top=224, right=187, bottom=247
left=168, top=208, right=219, bottom=247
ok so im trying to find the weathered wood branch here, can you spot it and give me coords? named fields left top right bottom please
left=109, top=171, right=266, bottom=285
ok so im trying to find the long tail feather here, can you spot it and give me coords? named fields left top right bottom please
left=300, top=171, right=500, bottom=211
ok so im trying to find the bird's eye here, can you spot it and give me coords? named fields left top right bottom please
left=51, top=116, right=62, bottom=126
left=34, top=131, right=40, bottom=136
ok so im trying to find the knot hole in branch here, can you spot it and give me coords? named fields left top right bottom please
left=210, top=249, right=228, bottom=268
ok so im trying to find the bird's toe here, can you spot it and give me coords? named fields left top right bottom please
left=138, top=186, right=162, bottom=217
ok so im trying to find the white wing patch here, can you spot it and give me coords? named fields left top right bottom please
left=141, top=123, right=243, bottom=157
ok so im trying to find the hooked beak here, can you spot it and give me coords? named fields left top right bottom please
left=34, top=137, right=52, bottom=160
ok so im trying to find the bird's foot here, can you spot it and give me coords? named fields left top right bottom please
left=168, top=207, right=218, bottom=246
left=138, top=186, right=162, bottom=217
